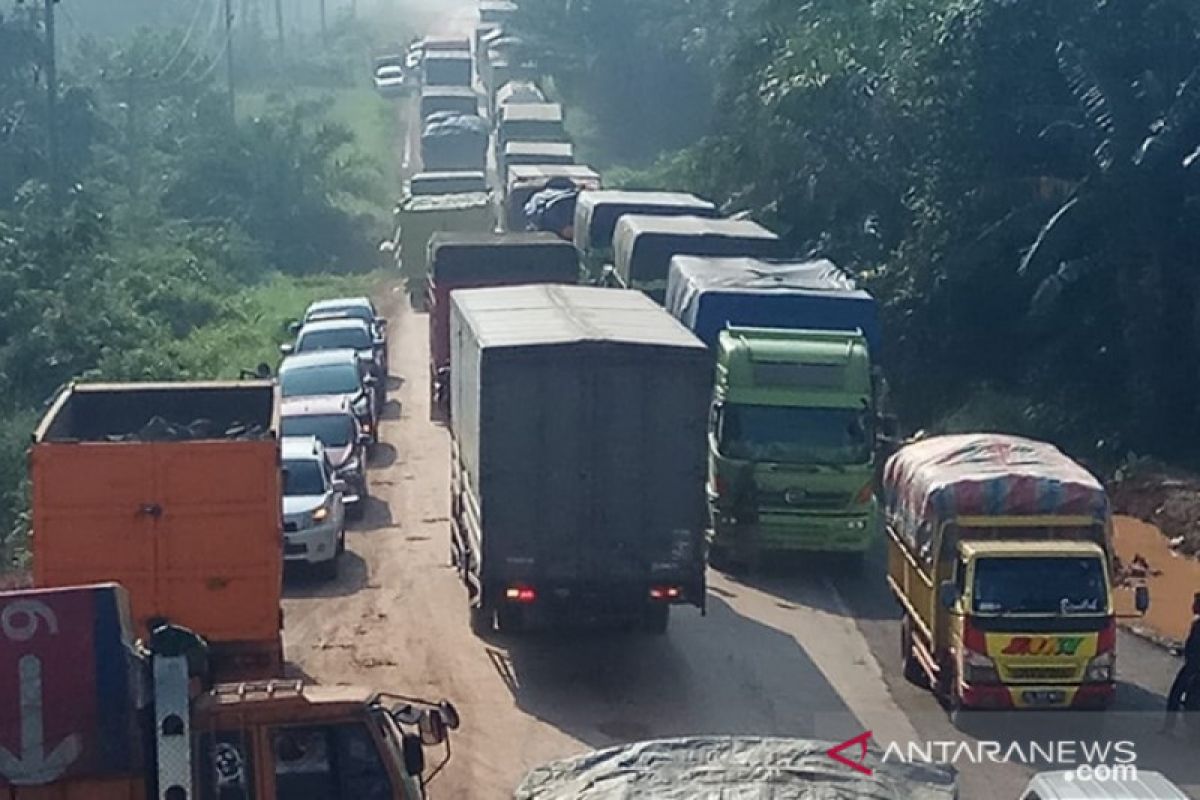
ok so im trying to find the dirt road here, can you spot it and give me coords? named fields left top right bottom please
left=278, top=3, right=1200, bottom=797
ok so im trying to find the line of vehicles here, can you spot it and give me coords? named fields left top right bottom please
left=381, top=0, right=1156, bottom=723
left=0, top=2, right=1182, bottom=798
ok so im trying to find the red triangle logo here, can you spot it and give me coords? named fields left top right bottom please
left=826, top=731, right=874, bottom=775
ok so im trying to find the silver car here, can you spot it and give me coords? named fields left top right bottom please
left=281, top=436, right=347, bottom=579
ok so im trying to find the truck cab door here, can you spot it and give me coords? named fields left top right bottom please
left=196, top=728, right=260, bottom=799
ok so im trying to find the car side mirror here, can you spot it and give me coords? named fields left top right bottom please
left=332, top=479, right=349, bottom=495
left=1135, top=584, right=1150, bottom=614
left=938, top=580, right=960, bottom=610
left=357, top=433, right=371, bottom=446
left=363, top=375, right=378, bottom=386
left=279, top=343, right=295, bottom=356
left=401, top=733, right=425, bottom=776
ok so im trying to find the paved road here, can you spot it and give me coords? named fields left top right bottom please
left=279, top=3, right=1200, bottom=797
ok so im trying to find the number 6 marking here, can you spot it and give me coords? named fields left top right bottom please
left=1, top=601, right=59, bottom=642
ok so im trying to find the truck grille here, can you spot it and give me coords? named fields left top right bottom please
left=1005, top=665, right=1078, bottom=682
left=760, top=489, right=852, bottom=511
left=284, top=542, right=306, bottom=556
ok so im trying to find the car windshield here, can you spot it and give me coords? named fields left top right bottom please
left=298, top=327, right=372, bottom=352
left=972, top=556, right=1108, bottom=615
left=281, top=414, right=355, bottom=447
left=280, top=364, right=362, bottom=397
left=719, top=404, right=871, bottom=465
left=283, top=459, right=326, bottom=497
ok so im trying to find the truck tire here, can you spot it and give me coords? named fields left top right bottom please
left=469, top=603, right=492, bottom=636
left=641, top=604, right=669, bottom=635
left=901, top=618, right=926, bottom=687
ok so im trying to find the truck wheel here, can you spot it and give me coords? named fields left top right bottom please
left=641, top=604, right=670, bottom=635
left=901, top=619, right=926, bottom=687
left=469, top=603, right=492, bottom=636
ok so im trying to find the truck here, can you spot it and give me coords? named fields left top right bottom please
left=31, top=380, right=284, bottom=679
left=883, top=433, right=1149, bottom=717
left=609, top=215, right=784, bottom=303
left=0, top=583, right=459, bottom=799
left=449, top=284, right=710, bottom=635
left=496, top=103, right=567, bottom=153
left=573, top=191, right=718, bottom=282
left=663, top=256, right=886, bottom=560
left=391, top=188, right=495, bottom=306
left=504, top=164, right=601, bottom=232
left=420, top=113, right=489, bottom=173
left=425, top=232, right=579, bottom=419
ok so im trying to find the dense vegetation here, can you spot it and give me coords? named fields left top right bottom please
left=518, top=0, right=1200, bottom=468
left=0, top=4, right=406, bottom=570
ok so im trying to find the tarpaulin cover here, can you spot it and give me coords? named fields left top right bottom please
left=524, top=186, right=579, bottom=235
left=0, top=584, right=145, bottom=786
left=663, top=256, right=880, bottom=353
left=513, top=737, right=957, bottom=800
left=573, top=191, right=719, bottom=256
left=883, top=434, right=1108, bottom=554
left=612, top=216, right=783, bottom=287
left=421, top=114, right=489, bottom=171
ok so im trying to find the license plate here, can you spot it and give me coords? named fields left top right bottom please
left=1022, top=690, right=1065, bottom=705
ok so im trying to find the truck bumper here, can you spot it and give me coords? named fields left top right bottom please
left=283, top=522, right=341, bottom=565
left=960, top=681, right=1115, bottom=710
left=710, top=510, right=875, bottom=553
left=486, top=579, right=703, bottom=624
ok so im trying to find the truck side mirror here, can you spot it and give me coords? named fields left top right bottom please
left=1135, top=584, right=1150, bottom=614
left=419, top=709, right=449, bottom=746
left=287, top=321, right=302, bottom=334
left=938, top=580, right=960, bottom=610
left=401, top=733, right=425, bottom=776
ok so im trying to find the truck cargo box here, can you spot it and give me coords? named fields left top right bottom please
left=426, top=233, right=579, bottom=419
left=424, top=50, right=473, bottom=87
left=32, top=381, right=283, bottom=676
left=393, top=191, right=495, bottom=293
left=449, top=285, right=709, bottom=624
left=407, top=171, right=488, bottom=197
left=498, top=103, right=566, bottom=147
left=612, top=215, right=784, bottom=301
left=419, top=86, right=479, bottom=121
left=664, top=256, right=881, bottom=353
left=502, top=141, right=575, bottom=183
left=574, top=191, right=719, bottom=271
left=0, top=584, right=145, bottom=787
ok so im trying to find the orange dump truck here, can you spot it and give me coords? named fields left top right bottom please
left=0, top=583, right=457, bottom=800
left=31, top=381, right=284, bottom=679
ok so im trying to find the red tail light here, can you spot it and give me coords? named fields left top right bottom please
left=504, top=586, right=536, bottom=603
left=1097, top=617, right=1116, bottom=654
left=649, top=585, right=682, bottom=601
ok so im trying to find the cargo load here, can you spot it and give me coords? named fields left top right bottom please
left=664, top=256, right=881, bottom=353
left=504, top=164, right=600, bottom=231
left=32, top=381, right=284, bottom=678
left=573, top=190, right=719, bottom=280
left=426, top=232, right=578, bottom=418
left=611, top=215, right=784, bottom=302
left=449, top=285, right=709, bottom=634
left=421, top=113, right=488, bottom=172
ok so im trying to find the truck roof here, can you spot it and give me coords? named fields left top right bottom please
left=450, top=284, right=705, bottom=350
left=501, top=102, right=564, bottom=123
left=421, top=85, right=477, bottom=99
left=428, top=232, right=578, bottom=284
left=574, top=191, right=719, bottom=255
left=1022, top=770, right=1189, bottom=799
left=399, top=191, right=492, bottom=212
left=507, top=163, right=600, bottom=188
left=281, top=395, right=352, bottom=417
left=612, top=215, right=782, bottom=286
left=198, top=680, right=376, bottom=721
left=505, top=140, right=574, bottom=157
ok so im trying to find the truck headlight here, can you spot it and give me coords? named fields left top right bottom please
left=312, top=506, right=329, bottom=523
left=847, top=519, right=867, bottom=530
left=963, top=649, right=999, bottom=684
left=1084, top=651, right=1115, bottom=683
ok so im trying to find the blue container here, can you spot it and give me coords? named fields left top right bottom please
left=664, top=256, right=881, bottom=354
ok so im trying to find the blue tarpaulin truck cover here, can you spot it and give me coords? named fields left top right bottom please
left=663, top=256, right=881, bottom=354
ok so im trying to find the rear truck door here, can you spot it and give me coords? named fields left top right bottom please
left=154, top=440, right=282, bottom=650
left=32, top=442, right=160, bottom=633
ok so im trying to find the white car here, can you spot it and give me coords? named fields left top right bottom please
left=281, top=436, right=347, bottom=579
left=373, top=65, right=407, bottom=96
left=1019, top=770, right=1190, bottom=799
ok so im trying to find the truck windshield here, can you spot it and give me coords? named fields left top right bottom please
left=972, top=556, right=1108, bottom=615
left=281, top=364, right=362, bottom=397
left=720, top=404, right=870, bottom=465
left=282, top=414, right=355, bottom=447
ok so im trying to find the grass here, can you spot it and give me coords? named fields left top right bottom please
left=173, top=271, right=378, bottom=378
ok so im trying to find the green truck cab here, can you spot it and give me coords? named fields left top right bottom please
left=710, top=327, right=878, bottom=558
